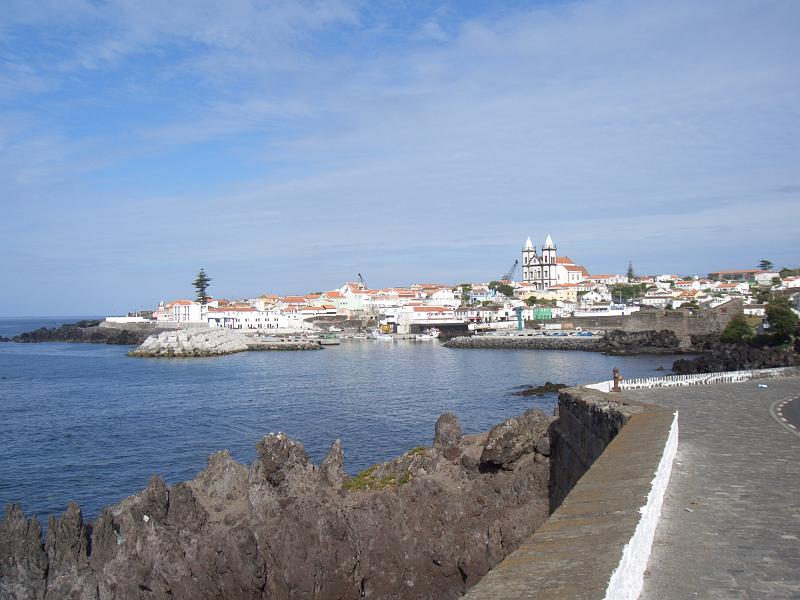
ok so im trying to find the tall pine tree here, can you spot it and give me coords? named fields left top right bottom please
left=627, top=261, right=635, bottom=282
left=193, top=269, right=212, bottom=304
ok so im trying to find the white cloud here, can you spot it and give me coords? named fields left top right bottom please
left=1, top=0, right=799, bottom=312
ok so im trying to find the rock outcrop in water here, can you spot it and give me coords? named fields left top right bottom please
left=8, top=321, right=161, bottom=346
left=0, top=411, right=555, bottom=600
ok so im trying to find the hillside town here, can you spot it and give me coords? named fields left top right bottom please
left=107, top=235, right=800, bottom=336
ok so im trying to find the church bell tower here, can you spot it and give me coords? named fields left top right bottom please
left=522, top=237, right=537, bottom=284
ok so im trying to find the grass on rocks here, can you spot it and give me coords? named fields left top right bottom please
left=342, top=465, right=412, bottom=491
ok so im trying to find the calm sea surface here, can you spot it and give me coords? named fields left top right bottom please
left=0, top=317, right=686, bottom=523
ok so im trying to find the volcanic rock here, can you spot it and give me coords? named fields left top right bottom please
left=11, top=321, right=160, bottom=345
left=480, top=409, right=555, bottom=469
left=512, top=381, right=567, bottom=396
left=673, top=339, right=800, bottom=374
left=433, top=412, right=462, bottom=452
left=1, top=409, right=553, bottom=600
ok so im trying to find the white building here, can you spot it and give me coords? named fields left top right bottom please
left=743, top=304, right=767, bottom=317
left=154, top=299, right=203, bottom=323
left=779, top=276, right=800, bottom=289
left=206, top=306, right=287, bottom=330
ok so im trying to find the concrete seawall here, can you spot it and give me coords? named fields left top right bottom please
left=465, top=387, right=678, bottom=599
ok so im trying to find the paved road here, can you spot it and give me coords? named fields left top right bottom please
left=624, top=377, right=800, bottom=600
left=776, top=396, right=800, bottom=432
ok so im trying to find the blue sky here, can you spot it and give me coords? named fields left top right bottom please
left=1, top=0, right=799, bottom=316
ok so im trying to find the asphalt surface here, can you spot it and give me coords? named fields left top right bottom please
left=625, top=377, right=800, bottom=600
left=776, top=395, right=800, bottom=432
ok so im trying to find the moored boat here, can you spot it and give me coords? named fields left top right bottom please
left=415, top=327, right=441, bottom=341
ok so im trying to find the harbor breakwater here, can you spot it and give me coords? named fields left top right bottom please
left=0, top=410, right=554, bottom=600
left=128, top=329, right=322, bottom=357
left=445, top=335, right=602, bottom=350
left=445, top=329, right=690, bottom=355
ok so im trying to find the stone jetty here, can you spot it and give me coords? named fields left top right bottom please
left=129, top=329, right=250, bottom=357
left=444, top=335, right=602, bottom=351
left=444, top=329, right=697, bottom=355
left=129, top=329, right=322, bottom=357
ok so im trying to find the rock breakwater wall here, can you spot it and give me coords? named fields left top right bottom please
left=1, top=411, right=554, bottom=600
left=129, top=329, right=250, bottom=357
left=444, top=335, right=602, bottom=351
left=445, top=329, right=697, bottom=355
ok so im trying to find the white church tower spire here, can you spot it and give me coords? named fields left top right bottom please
left=522, top=236, right=538, bottom=285
left=541, top=234, right=557, bottom=287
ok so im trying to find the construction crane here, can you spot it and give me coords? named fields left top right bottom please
left=500, top=260, right=519, bottom=283
left=357, top=273, right=368, bottom=289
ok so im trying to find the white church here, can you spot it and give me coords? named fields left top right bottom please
left=521, top=235, right=589, bottom=290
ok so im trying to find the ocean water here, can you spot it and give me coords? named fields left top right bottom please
left=0, top=318, right=686, bottom=524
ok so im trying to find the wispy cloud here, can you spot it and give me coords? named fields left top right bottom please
left=1, top=0, right=799, bottom=314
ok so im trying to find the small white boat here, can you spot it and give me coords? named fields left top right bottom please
left=370, top=329, right=394, bottom=341
left=415, top=327, right=441, bottom=340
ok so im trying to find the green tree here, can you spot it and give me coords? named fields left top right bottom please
left=488, top=280, right=515, bottom=297
left=627, top=261, right=635, bottom=282
left=524, top=296, right=538, bottom=306
left=720, top=313, right=752, bottom=343
left=766, top=298, right=798, bottom=343
left=609, top=283, right=647, bottom=303
left=682, top=299, right=700, bottom=310
left=779, top=267, right=800, bottom=278
left=193, top=269, right=212, bottom=304
left=758, top=259, right=774, bottom=271
left=456, top=283, right=472, bottom=305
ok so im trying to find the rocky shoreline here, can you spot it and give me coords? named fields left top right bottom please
left=0, top=410, right=554, bottom=600
left=4, top=320, right=164, bottom=345
left=672, top=335, right=800, bottom=374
